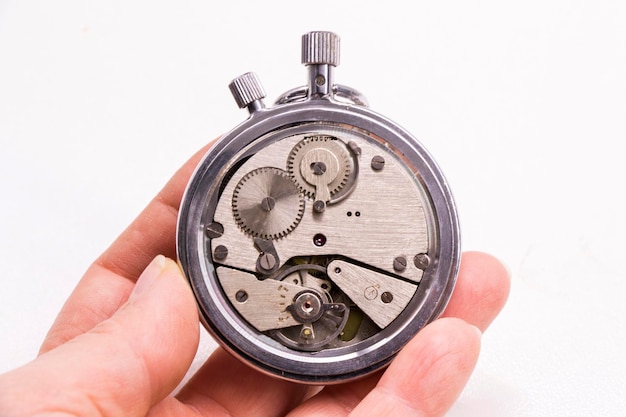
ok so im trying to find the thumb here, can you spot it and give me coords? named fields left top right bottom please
left=0, top=256, right=200, bottom=417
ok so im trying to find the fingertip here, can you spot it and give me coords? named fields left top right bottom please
left=352, top=318, right=481, bottom=417
left=95, top=254, right=200, bottom=406
left=391, top=317, right=482, bottom=378
left=383, top=318, right=483, bottom=395
left=112, top=254, right=201, bottom=400
left=468, top=321, right=483, bottom=343
left=132, top=255, right=200, bottom=371
left=466, top=251, right=511, bottom=319
left=443, top=251, right=511, bottom=332
left=129, top=255, right=167, bottom=299
left=463, top=251, right=511, bottom=284
left=0, top=256, right=201, bottom=417
left=463, top=250, right=511, bottom=278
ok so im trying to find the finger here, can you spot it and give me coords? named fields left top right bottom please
left=350, top=318, right=481, bottom=417
left=169, top=347, right=314, bottom=417
left=441, top=251, right=511, bottom=332
left=286, top=318, right=480, bottom=417
left=94, top=141, right=215, bottom=281
left=285, top=372, right=381, bottom=416
left=0, top=257, right=200, bottom=417
left=287, top=252, right=508, bottom=416
left=40, top=140, right=215, bottom=353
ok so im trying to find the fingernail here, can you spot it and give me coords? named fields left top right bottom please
left=470, top=324, right=483, bottom=338
left=131, top=255, right=167, bottom=299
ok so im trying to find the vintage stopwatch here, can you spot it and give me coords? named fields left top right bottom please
left=177, top=31, right=460, bottom=383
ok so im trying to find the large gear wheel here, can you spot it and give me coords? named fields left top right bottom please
left=232, top=167, right=305, bottom=239
left=287, top=135, right=351, bottom=202
left=271, top=264, right=349, bottom=351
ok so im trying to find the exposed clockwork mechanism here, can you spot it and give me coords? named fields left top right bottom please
left=232, top=167, right=305, bottom=239
left=286, top=135, right=352, bottom=208
left=177, top=32, right=460, bottom=383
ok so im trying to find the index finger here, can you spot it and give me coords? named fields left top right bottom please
left=40, top=141, right=215, bottom=353
left=96, top=141, right=216, bottom=280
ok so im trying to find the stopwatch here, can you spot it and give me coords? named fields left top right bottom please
left=177, top=31, right=460, bottom=383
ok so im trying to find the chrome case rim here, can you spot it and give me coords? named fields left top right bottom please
left=177, top=98, right=461, bottom=384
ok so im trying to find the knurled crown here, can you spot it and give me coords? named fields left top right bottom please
left=301, top=31, right=340, bottom=66
left=229, top=72, right=266, bottom=108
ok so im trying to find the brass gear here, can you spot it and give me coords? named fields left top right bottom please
left=232, top=167, right=305, bottom=239
left=286, top=136, right=351, bottom=201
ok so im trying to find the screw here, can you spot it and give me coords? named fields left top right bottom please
left=311, top=161, right=327, bottom=175
left=414, top=253, right=431, bottom=270
left=348, top=141, right=362, bottom=156
left=393, top=256, right=407, bottom=272
left=235, top=290, right=248, bottom=303
left=313, top=200, right=326, bottom=213
left=381, top=292, right=394, bottom=303
left=258, top=253, right=277, bottom=271
left=371, top=155, right=385, bottom=171
left=260, top=196, right=276, bottom=212
left=214, top=245, right=228, bottom=260
left=205, top=222, right=224, bottom=239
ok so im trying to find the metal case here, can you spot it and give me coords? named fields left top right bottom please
left=177, top=32, right=460, bottom=383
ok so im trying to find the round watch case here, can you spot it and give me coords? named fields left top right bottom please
left=177, top=31, right=460, bottom=383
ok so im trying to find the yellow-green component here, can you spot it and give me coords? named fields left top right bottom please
left=340, top=308, right=364, bottom=342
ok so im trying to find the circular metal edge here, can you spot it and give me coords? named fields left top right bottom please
left=176, top=98, right=461, bottom=383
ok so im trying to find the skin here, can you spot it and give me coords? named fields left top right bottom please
left=0, top=141, right=510, bottom=417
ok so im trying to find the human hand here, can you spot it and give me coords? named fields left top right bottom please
left=0, top=142, right=510, bottom=417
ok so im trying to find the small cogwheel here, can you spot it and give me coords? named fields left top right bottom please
left=287, top=136, right=351, bottom=201
left=232, top=167, right=305, bottom=239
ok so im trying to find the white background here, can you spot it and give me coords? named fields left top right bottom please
left=1, top=1, right=625, bottom=415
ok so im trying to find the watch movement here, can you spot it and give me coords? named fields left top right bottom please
left=177, top=31, right=460, bottom=383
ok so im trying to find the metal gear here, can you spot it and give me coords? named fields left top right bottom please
left=232, top=167, right=305, bottom=239
left=271, top=264, right=348, bottom=351
left=287, top=136, right=351, bottom=201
